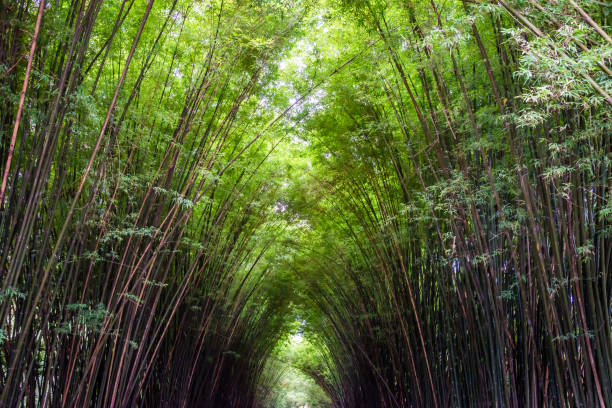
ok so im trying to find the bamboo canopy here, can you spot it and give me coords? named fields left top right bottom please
left=0, top=0, right=610, bottom=407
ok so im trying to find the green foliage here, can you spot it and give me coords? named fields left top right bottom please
left=0, top=286, right=25, bottom=302
left=0, top=0, right=610, bottom=406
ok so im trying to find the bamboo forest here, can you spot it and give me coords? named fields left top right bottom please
left=1, top=0, right=611, bottom=407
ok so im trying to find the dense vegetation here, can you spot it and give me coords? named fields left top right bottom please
left=0, top=0, right=610, bottom=407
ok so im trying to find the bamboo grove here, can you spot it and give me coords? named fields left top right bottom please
left=0, top=0, right=310, bottom=406
left=0, top=0, right=611, bottom=407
